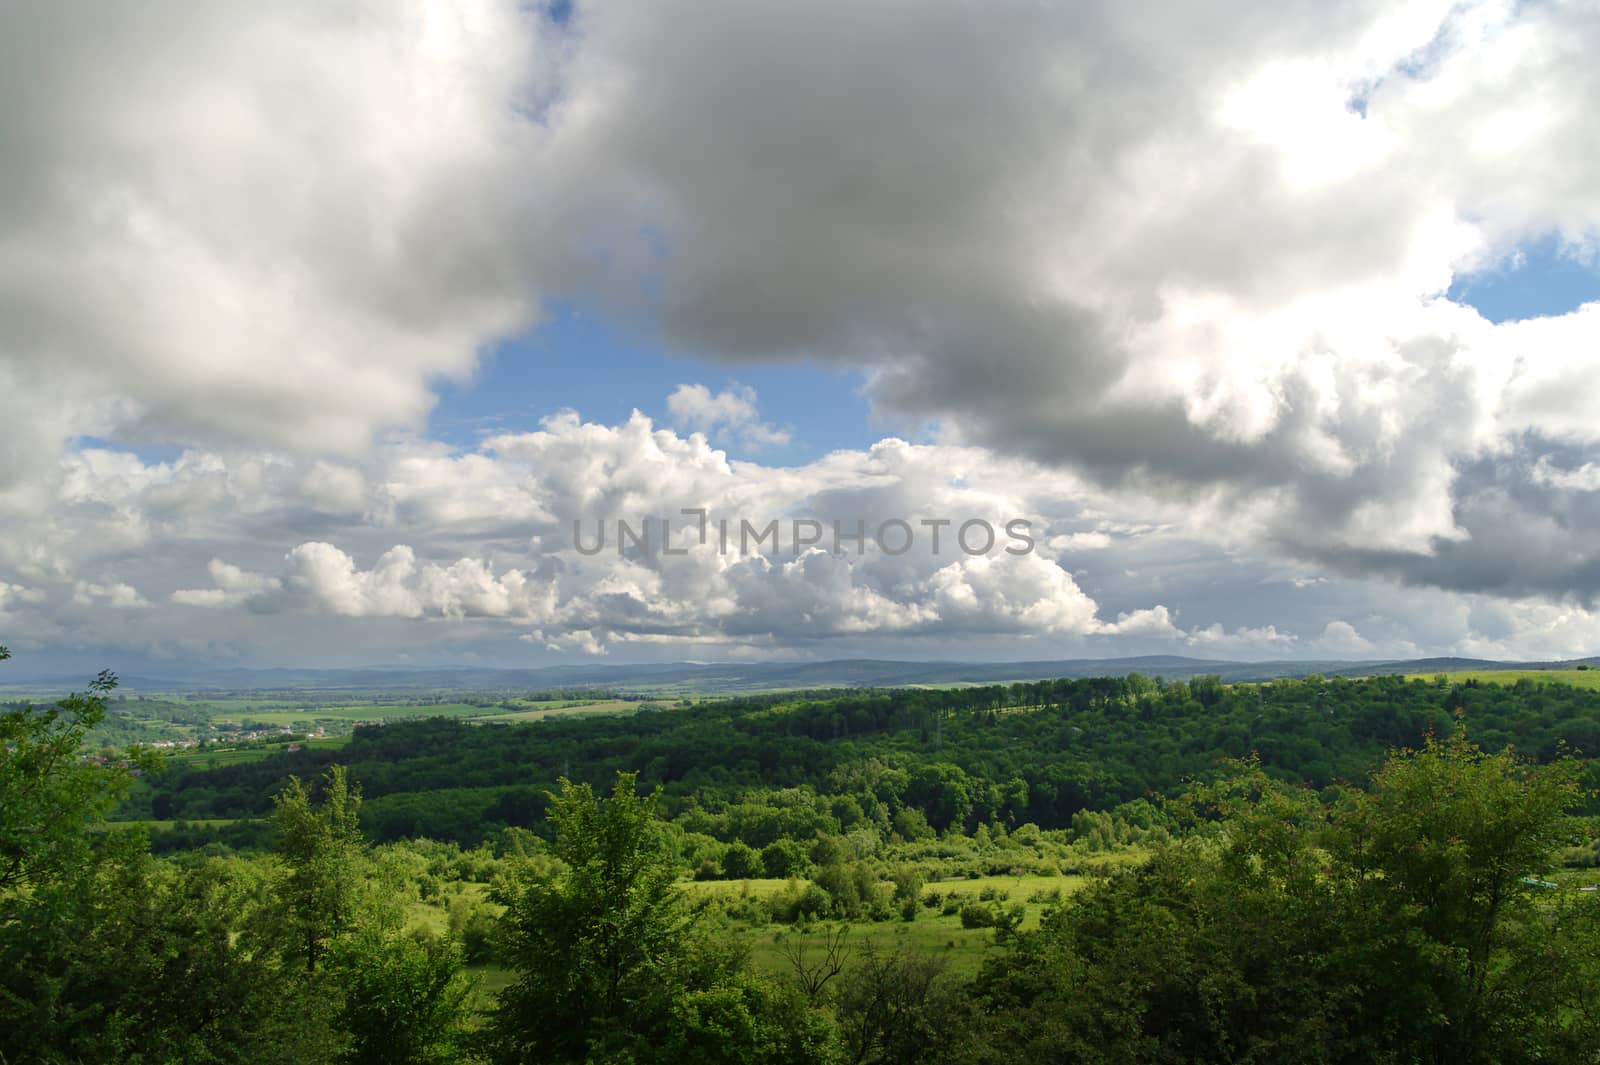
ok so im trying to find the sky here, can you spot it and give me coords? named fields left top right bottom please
left=2, top=0, right=1600, bottom=675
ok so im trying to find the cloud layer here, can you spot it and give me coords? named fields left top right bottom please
left=2, top=0, right=1598, bottom=666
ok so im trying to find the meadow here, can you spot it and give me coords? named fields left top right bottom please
left=1403, top=667, right=1600, bottom=690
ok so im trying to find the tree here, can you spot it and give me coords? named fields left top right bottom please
left=273, top=764, right=365, bottom=973
left=489, top=773, right=688, bottom=1062
left=967, top=736, right=1600, bottom=1064
left=834, top=946, right=967, bottom=1065
left=780, top=924, right=850, bottom=1005
left=1327, top=731, right=1594, bottom=1063
left=0, top=650, right=337, bottom=1063
left=489, top=772, right=833, bottom=1064
left=329, top=926, right=473, bottom=1065
left=0, top=650, right=152, bottom=907
left=723, top=839, right=765, bottom=879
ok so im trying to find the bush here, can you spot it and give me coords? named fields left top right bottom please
left=893, top=808, right=936, bottom=843
left=761, top=838, right=810, bottom=879
left=769, top=882, right=833, bottom=924
left=722, top=841, right=765, bottom=880
left=959, top=902, right=997, bottom=928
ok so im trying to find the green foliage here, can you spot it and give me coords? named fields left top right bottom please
left=0, top=832, right=310, bottom=1064
left=967, top=734, right=1600, bottom=1064
left=723, top=840, right=766, bottom=879
left=329, top=927, right=474, bottom=1065
left=17, top=648, right=1600, bottom=1062
left=1, top=656, right=154, bottom=905
left=647, top=974, right=834, bottom=1065
left=833, top=946, right=969, bottom=1065
left=488, top=773, right=689, bottom=1061
left=1325, top=731, right=1590, bottom=1062
left=761, top=837, right=810, bottom=878
left=489, top=772, right=834, bottom=1064
left=272, top=765, right=366, bottom=973
left=129, top=672, right=1600, bottom=854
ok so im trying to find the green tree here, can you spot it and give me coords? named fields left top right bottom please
left=329, top=926, right=473, bottom=1065
left=0, top=651, right=337, bottom=1063
left=489, top=772, right=833, bottom=1064
left=967, top=736, right=1600, bottom=1064
left=273, top=764, right=365, bottom=973
left=722, top=839, right=765, bottom=879
left=489, top=773, right=688, bottom=1062
left=1327, top=731, right=1593, bottom=1063
left=0, top=650, right=152, bottom=907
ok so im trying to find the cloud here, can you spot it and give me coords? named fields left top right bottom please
left=1315, top=620, right=1375, bottom=656
left=1186, top=623, right=1298, bottom=655
left=0, top=581, right=45, bottom=614
left=525, top=0, right=1600, bottom=599
left=665, top=384, right=791, bottom=450
left=3, top=0, right=1600, bottom=666
left=4, top=408, right=1598, bottom=665
left=0, top=0, right=547, bottom=476
left=172, top=559, right=284, bottom=609
left=72, top=581, right=148, bottom=609
left=272, top=543, right=559, bottom=622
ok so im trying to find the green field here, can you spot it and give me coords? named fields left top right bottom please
left=477, top=699, right=647, bottom=722
left=680, top=872, right=1096, bottom=977
left=105, top=817, right=249, bottom=832
left=217, top=701, right=526, bottom=725
left=159, top=734, right=352, bottom=768
left=1404, top=668, right=1600, bottom=690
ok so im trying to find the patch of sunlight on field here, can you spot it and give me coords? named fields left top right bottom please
left=160, top=734, right=351, bottom=768
left=697, top=869, right=1101, bottom=979
left=1403, top=669, right=1600, bottom=690
left=741, top=915, right=1003, bottom=978
left=477, top=699, right=648, bottom=722
left=104, top=817, right=248, bottom=832
left=678, top=877, right=798, bottom=901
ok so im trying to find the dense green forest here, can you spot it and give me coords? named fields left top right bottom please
left=10, top=645, right=1600, bottom=1062
left=122, top=670, right=1600, bottom=851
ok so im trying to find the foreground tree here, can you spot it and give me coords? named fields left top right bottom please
left=272, top=764, right=474, bottom=1063
left=490, top=773, right=685, bottom=1061
left=0, top=650, right=335, bottom=1063
left=329, top=925, right=474, bottom=1065
left=488, top=772, right=831, bottom=1064
left=1327, top=732, right=1596, bottom=1063
left=0, top=648, right=152, bottom=908
left=273, top=764, right=365, bottom=974
left=967, top=735, right=1600, bottom=1065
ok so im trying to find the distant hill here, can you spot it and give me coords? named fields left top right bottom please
left=5, top=653, right=1597, bottom=695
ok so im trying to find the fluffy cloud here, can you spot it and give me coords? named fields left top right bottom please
left=73, top=581, right=148, bottom=609
left=528, top=0, right=1600, bottom=598
left=666, top=384, right=791, bottom=450
left=1315, top=620, right=1377, bottom=656
left=0, top=581, right=46, bottom=614
left=0, top=1, right=547, bottom=479
left=3, top=1, right=1600, bottom=667
left=2, top=409, right=1597, bottom=665
left=177, top=543, right=561, bottom=624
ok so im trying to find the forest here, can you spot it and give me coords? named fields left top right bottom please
left=8, top=643, right=1600, bottom=1063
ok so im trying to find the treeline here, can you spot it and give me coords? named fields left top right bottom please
left=123, top=672, right=1600, bottom=851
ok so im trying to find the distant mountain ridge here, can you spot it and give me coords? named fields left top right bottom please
left=5, top=653, right=1597, bottom=694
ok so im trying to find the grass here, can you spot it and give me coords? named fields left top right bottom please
left=159, top=734, right=351, bottom=768
left=678, top=877, right=799, bottom=901
left=102, top=817, right=249, bottom=832
left=742, top=916, right=1003, bottom=978
left=1403, top=669, right=1600, bottom=690
left=222, top=702, right=509, bottom=725
left=476, top=699, right=646, bottom=722
left=687, top=870, right=1099, bottom=979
